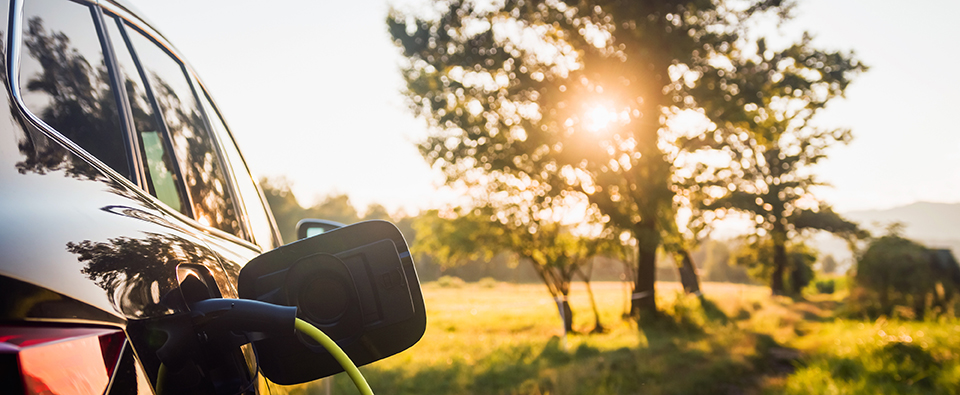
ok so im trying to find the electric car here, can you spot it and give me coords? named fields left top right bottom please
left=0, top=0, right=425, bottom=393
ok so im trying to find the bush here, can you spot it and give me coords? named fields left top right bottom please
left=853, top=234, right=936, bottom=319
left=814, top=279, right=835, bottom=294
left=478, top=277, right=499, bottom=288
left=437, top=275, right=466, bottom=288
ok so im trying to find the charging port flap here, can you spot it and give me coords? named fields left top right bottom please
left=237, top=220, right=426, bottom=385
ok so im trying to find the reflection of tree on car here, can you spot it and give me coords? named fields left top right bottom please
left=20, top=16, right=126, bottom=180
left=16, top=14, right=243, bottom=239
left=67, top=234, right=196, bottom=317
left=124, top=26, right=243, bottom=237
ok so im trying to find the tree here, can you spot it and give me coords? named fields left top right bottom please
left=413, top=178, right=621, bottom=333
left=575, top=230, right=630, bottom=333
left=308, top=194, right=361, bottom=225
left=696, top=239, right=752, bottom=284
left=260, top=177, right=304, bottom=243
left=389, top=0, right=803, bottom=318
left=362, top=203, right=393, bottom=221
left=260, top=179, right=380, bottom=243
left=854, top=232, right=935, bottom=319
left=691, top=32, right=868, bottom=295
left=733, top=237, right=816, bottom=294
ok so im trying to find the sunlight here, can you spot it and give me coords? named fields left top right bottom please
left=585, top=105, right=619, bottom=132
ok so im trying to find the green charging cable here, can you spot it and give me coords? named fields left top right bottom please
left=156, top=363, right=167, bottom=395
left=295, top=318, right=374, bottom=395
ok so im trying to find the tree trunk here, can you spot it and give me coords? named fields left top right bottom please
left=790, top=261, right=804, bottom=295
left=526, top=255, right=575, bottom=333
left=620, top=259, right=636, bottom=319
left=580, top=271, right=605, bottom=333
left=632, top=221, right=659, bottom=320
left=556, top=296, right=574, bottom=334
left=622, top=277, right=633, bottom=319
left=880, top=283, right=890, bottom=315
left=677, top=249, right=701, bottom=295
left=771, top=230, right=787, bottom=296
left=585, top=283, right=605, bottom=333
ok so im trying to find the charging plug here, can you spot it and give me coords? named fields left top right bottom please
left=155, top=299, right=297, bottom=371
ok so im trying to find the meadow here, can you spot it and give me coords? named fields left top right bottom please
left=277, top=281, right=960, bottom=394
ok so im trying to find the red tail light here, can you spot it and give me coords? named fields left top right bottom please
left=0, top=325, right=125, bottom=395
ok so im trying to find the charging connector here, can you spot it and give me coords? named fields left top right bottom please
left=151, top=298, right=374, bottom=395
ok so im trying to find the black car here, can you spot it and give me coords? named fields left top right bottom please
left=0, top=0, right=425, bottom=393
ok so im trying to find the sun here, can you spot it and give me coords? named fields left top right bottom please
left=585, top=105, right=619, bottom=132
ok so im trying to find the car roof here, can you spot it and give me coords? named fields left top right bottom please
left=99, top=0, right=173, bottom=49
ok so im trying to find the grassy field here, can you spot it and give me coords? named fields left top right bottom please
left=776, top=319, right=960, bottom=394
left=275, top=280, right=960, bottom=394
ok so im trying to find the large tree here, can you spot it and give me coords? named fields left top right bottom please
left=691, top=34, right=867, bottom=294
left=389, top=0, right=795, bottom=317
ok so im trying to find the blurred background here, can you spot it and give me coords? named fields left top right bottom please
left=134, top=0, right=960, bottom=393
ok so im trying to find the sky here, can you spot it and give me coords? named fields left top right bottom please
left=132, top=0, right=960, bottom=215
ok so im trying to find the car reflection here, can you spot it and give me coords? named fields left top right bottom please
left=67, top=232, right=221, bottom=318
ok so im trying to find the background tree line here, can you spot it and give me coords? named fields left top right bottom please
left=259, top=177, right=960, bottom=329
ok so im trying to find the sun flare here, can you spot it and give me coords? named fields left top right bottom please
left=585, top=105, right=619, bottom=132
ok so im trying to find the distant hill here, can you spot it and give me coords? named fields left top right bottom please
left=845, top=202, right=960, bottom=241
left=811, top=202, right=960, bottom=269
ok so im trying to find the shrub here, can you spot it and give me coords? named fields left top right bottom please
left=437, top=275, right=465, bottom=288
left=814, top=279, right=835, bottom=294
left=853, top=235, right=934, bottom=319
left=478, top=277, right=498, bottom=288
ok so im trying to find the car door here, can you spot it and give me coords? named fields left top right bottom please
left=95, top=2, right=286, bottom=392
left=4, top=0, right=272, bottom=392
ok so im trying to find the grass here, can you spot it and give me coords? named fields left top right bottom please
left=271, top=280, right=960, bottom=394
left=276, top=282, right=781, bottom=394
left=773, top=318, right=960, bottom=394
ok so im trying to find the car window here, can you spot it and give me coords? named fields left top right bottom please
left=122, top=24, right=243, bottom=238
left=103, top=16, right=187, bottom=214
left=18, top=0, right=130, bottom=179
left=196, top=86, right=279, bottom=249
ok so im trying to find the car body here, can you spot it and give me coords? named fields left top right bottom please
left=0, top=0, right=414, bottom=393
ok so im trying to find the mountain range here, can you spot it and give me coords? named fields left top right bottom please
left=846, top=202, right=960, bottom=241
left=813, top=202, right=960, bottom=268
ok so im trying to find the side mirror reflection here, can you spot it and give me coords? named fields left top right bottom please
left=296, top=218, right=346, bottom=239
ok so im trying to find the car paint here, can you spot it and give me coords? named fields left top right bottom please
left=0, top=0, right=285, bottom=392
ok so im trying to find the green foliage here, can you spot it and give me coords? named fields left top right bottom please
left=259, top=177, right=305, bottom=243
left=478, top=277, right=499, bottom=288
left=412, top=174, right=629, bottom=331
left=814, top=279, right=835, bottom=294
left=693, top=239, right=753, bottom=284
left=411, top=209, right=501, bottom=267
left=688, top=26, right=868, bottom=295
left=260, top=177, right=409, bottom=244
left=362, top=203, right=392, bottom=221
left=734, top=238, right=817, bottom=295
left=781, top=320, right=960, bottom=395
left=437, top=275, right=466, bottom=288
left=388, top=0, right=810, bottom=314
left=306, top=193, right=360, bottom=225
left=850, top=233, right=950, bottom=319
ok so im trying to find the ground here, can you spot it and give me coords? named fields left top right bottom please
left=272, top=281, right=960, bottom=394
